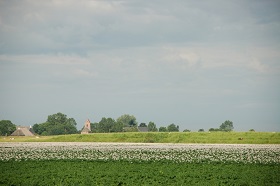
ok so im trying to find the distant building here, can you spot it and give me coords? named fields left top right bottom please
left=10, top=126, right=35, bottom=136
left=81, top=119, right=91, bottom=134
left=138, top=127, right=148, bottom=132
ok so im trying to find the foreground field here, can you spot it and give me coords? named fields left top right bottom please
left=1, top=160, right=279, bottom=185
left=0, top=143, right=279, bottom=185
left=1, top=132, right=280, bottom=144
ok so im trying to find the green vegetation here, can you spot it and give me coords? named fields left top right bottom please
left=0, top=120, right=16, bottom=136
left=33, top=113, right=78, bottom=135
left=0, top=160, right=279, bottom=185
left=1, top=132, right=279, bottom=144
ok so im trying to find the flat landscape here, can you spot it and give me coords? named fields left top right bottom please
left=1, top=131, right=280, bottom=144
left=0, top=141, right=280, bottom=185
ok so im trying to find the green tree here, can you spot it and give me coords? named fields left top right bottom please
left=0, top=120, right=16, bottom=136
left=111, top=121, right=124, bottom=132
left=147, top=122, right=158, bottom=132
left=183, top=129, right=191, bottom=132
left=219, top=120, right=234, bottom=132
left=139, top=123, right=147, bottom=127
left=209, top=128, right=220, bottom=132
left=117, top=114, right=137, bottom=127
left=159, top=127, right=167, bottom=132
left=97, top=117, right=116, bottom=133
left=198, top=128, right=204, bottom=132
left=33, top=112, right=78, bottom=135
left=167, top=124, right=179, bottom=132
left=47, top=112, right=68, bottom=125
left=90, top=122, right=99, bottom=133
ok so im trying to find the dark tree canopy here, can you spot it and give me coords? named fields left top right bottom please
left=139, top=123, right=147, bottom=127
left=96, top=117, right=116, bottom=133
left=33, top=112, right=78, bottom=135
left=209, top=128, right=220, bottom=132
left=219, top=120, right=234, bottom=132
left=117, top=114, right=137, bottom=127
left=159, top=127, right=167, bottom=132
left=167, top=124, right=179, bottom=132
left=0, top=120, right=16, bottom=136
left=147, top=122, right=158, bottom=132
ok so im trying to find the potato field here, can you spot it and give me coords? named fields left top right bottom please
left=0, top=142, right=279, bottom=185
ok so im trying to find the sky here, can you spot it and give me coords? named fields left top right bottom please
left=0, top=0, right=280, bottom=132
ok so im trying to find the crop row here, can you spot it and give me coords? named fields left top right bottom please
left=0, top=142, right=279, bottom=164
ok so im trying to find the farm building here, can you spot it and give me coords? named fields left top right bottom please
left=138, top=127, right=148, bottom=132
left=10, top=126, right=35, bottom=136
left=81, top=119, right=91, bottom=134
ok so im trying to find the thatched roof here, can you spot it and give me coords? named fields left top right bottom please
left=11, top=126, right=34, bottom=136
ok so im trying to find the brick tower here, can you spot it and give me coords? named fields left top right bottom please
left=81, top=119, right=91, bottom=134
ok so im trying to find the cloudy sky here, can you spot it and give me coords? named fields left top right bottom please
left=0, top=0, right=280, bottom=131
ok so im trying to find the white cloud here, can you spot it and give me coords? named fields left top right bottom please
left=0, top=54, right=90, bottom=65
left=73, top=69, right=97, bottom=78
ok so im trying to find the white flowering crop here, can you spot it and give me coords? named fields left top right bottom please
left=0, top=142, right=279, bottom=164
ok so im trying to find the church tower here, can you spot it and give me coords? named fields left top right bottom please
left=81, top=119, right=91, bottom=134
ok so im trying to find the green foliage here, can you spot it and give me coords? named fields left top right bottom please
left=111, top=121, right=124, bottom=132
left=209, top=128, right=220, bottom=132
left=159, top=127, right=167, bottom=132
left=117, top=114, right=137, bottom=127
left=96, top=117, right=116, bottom=133
left=249, top=129, right=255, bottom=132
left=183, top=129, right=191, bottom=132
left=147, top=121, right=158, bottom=132
left=90, top=122, right=99, bottom=133
left=0, top=160, right=279, bottom=185
left=139, top=123, right=147, bottom=127
left=1, top=132, right=280, bottom=144
left=220, top=120, right=234, bottom=132
left=0, top=120, right=16, bottom=136
left=33, top=112, right=78, bottom=135
left=167, top=123, right=179, bottom=132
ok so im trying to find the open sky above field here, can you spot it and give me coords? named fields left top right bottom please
left=0, top=1, right=280, bottom=132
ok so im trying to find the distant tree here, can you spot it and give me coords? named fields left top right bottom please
left=97, top=117, right=116, bottom=133
left=167, top=124, right=179, bottom=132
left=147, top=122, right=158, bottom=132
left=0, top=120, right=16, bottom=136
left=209, top=128, right=220, bottom=132
left=33, top=112, right=78, bottom=135
left=219, top=120, right=234, bottom=132
left=249, top=129, right=255, bottom=132
left=90, top=122, right=99, bottom=133
left=139, top=123, right=147, bottom=127
left=183, top=129, right=191, bottom=132
left=117, top=114, right=137, bottom=127
left=159, top=127, right=167, bottom=132
left=111, top=121, right=124, bottom=132
left=198, top=129, right=204, bottom=132
left=47, top=112, right=68, bottom=125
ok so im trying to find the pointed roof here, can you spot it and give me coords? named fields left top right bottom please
left=11, top=126, right=34, bottom=136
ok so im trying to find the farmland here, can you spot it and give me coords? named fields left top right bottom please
left=1, top=131, right=280, bottom=144
left=0, top=142, right=280, bottom=185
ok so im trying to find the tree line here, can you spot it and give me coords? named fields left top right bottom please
left=0, top=112, right=236, bottom=136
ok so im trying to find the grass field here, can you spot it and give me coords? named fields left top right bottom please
left=1, top=131, right=279, bottom=144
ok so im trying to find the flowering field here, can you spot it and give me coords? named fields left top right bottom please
left=0, top=142, right=279, bottom=164
left=0, top=142, right=280, bottom=185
